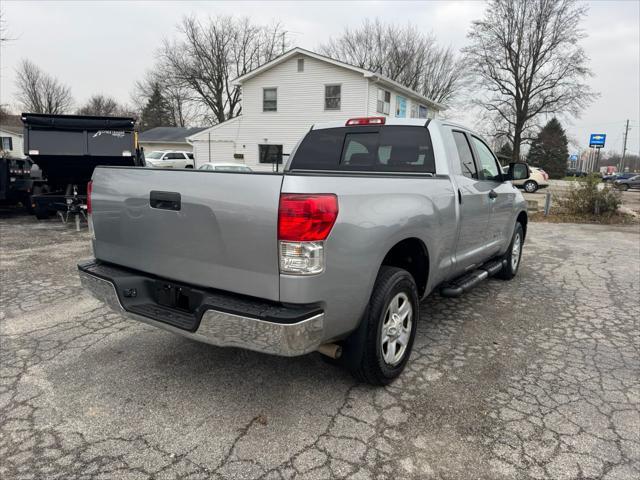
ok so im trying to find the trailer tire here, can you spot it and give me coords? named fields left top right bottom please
left=34, top=205, right=50, bottom=220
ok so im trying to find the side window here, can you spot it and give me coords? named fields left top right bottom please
left=325, top=85, right=341, bottom=110
left=376, top=88, right=391, bottom=114
left=186, top=153, right=194, bottom=159
left=470, top=136, right=501, bottom=181
left=263, top=88, right=277, bottom=112
left=453, top=131, right=478, bottom=179
left=165, top=152, right=183, bottom=159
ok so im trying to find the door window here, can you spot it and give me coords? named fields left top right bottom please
left=165, top=152, right=184, bottom=159
left=470, top=137, right=501, bottom=181
left=453, top=131, right=478, bottom=179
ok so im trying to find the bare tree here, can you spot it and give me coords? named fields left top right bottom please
left=1, top=9, right=12, bottom=43
left=133, top=71, right=199, bottom=127
left=463, top=0, right=595, bottom=161
left=76, top=94, right=125, bottom=116
left=15, top=60, right=73, bottom=114
left=160, top=16, right=287, bottom=124
left=320, top=19, right=467, bottom=105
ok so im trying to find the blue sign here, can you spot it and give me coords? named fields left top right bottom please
left=589, top=134, right=606, bottom=148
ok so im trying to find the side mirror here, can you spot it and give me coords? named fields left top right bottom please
left=506, top=162, right=530, bottom=181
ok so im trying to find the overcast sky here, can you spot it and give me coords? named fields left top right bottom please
left=1, top=0, right=638, bottom=155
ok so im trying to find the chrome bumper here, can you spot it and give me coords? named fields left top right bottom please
left=79, top=270, right=325, bottom=357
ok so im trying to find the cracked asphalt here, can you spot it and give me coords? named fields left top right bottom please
left=1, top=211, right=639, bottom=479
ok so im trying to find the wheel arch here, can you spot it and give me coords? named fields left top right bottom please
left=379, top=237, right=430, bottom=297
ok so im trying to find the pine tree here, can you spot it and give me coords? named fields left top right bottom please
left=526, top=118, right=569, bottom=179
left=140, top=83, right=175, bottom=131
left=496, top=143, right=513, bottom=165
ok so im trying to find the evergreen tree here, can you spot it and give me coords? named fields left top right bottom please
left=496, top=142, right=513, bottom=165
left=140, top=83, right=175, bottom=131
left=526, top=118, right=569, bottom=179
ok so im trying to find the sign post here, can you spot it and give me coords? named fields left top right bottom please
left=588, top=134, right=606, bottom=172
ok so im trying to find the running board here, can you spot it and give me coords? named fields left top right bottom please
left=440, top=259, right=506, bottom=298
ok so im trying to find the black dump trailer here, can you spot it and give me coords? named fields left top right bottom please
left=0, top=157, right=34, bottom=212
left=22, top=113, right=143, bottom=222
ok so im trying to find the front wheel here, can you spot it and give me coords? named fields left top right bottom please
left=497, top=222, right=524, bottom=280
left=617, top=184, right=629, bottom=191
left=346, top=266, right=418, bottom=385
left=523, top=180, right=538, bottom=193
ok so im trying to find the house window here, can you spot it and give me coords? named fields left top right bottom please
left=297, top=58, right=304, bottom=72
left=263, top=88, right=277, bottom=112
left=418, top=105, right=428, bottom=119
left=1, top=137, right=13, bottom=151
left=410, top=103, right=418, bottom=118
left=395, top=96, right=407, bottom=118
left=325, top=84, right=341, bottom=110
left=259, top=144, right=283, bottom=164
left=376, top=89, right=391, bottom=115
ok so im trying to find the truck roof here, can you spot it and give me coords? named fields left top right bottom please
left=312, top=117, right=430, bottom=130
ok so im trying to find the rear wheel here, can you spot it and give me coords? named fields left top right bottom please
left=345, top=266, right=418, bottom=385
left=617, top=184, right=629, bottom=191
left=523, top=180, right=538, bottom=193
left=497, top=222, right=524, bottom=280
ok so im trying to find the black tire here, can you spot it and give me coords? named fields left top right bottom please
left=497, top=222, right=524, bottom=280
left=523, top=180, right=538, bottom=193
left=34, top=205, right=50, bottom=220
left=617, top=184, right=629, bottom=191
left=185, top=165, right=194, bottom=169
left=345, top=266, right=419, bottom=385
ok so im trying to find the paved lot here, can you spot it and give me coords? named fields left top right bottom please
left=1, top=212, right=639, bottom=480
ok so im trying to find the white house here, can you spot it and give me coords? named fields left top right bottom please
left=187, top=47, right=444, bottom=169
left=0, top=124, right=25, bottom=159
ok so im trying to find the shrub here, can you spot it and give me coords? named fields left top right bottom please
left=557, top=174, right=621, bottom=216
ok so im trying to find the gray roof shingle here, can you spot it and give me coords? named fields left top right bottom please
left=139, top=127, right=207, bottom=143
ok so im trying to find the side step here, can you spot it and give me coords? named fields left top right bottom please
left=440, top=259, right=506, bottom=298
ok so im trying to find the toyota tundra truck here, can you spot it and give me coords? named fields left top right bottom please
left=78, top=117, right=530, bottom=385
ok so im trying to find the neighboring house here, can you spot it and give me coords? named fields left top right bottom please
left=0, top=124, right=25, bottom=159
left=187, top=47, right=444, bottom=169
left=138, top=126, right=206, bottom=153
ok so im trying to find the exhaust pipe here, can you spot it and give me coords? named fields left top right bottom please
left=317, top=343, right=342, bottom=359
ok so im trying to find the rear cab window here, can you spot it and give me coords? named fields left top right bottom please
left=290, top=125, right=435, bottom=173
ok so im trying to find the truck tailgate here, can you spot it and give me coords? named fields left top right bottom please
left=90, top=167, right=283, bottom=301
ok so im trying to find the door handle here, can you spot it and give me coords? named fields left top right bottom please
left=458, top=189, right=462, bottom=204
left=488, top=190, right=498, bottom=199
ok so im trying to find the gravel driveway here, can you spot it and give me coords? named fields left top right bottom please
left=1, top=213, right=638, bottom=479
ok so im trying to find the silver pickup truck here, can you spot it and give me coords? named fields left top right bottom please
left=79, top=117, right=530, bottom=385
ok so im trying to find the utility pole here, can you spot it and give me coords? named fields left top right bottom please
left=620, top=119, right=630, bottom=172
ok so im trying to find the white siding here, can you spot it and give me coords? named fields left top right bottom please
left=0, top=129, right=25, bottom=158
left=139, top=142, right=193, bottom=153
left=189, top=52, right=441, bottom=168
left=366, top=83, right=437, bottom=120
left=190, top=54, right=370, bottom=167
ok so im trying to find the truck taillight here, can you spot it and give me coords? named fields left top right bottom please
left=87, top=180, right=93, bottom=214
left=346, top=117, right=385, bottom=126
left=278, top=194, right=338, bottom=275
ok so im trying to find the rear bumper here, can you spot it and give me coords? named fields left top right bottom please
left=78, top=260, right=325, bottom=356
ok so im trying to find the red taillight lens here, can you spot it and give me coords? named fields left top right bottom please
left=278, top=194, right=338, bottom=241
left=87, top=180, right=93, bottom=214
left=346, top=117, right=386, bottom=126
